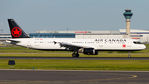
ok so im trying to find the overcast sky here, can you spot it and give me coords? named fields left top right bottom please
left=0, top=0, right=149, bottom=33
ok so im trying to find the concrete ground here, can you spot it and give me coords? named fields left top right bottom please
left=0, top=70, right=149, bottom=84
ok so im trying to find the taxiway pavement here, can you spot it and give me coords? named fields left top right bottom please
left=0, top=70, right=149, bottom=84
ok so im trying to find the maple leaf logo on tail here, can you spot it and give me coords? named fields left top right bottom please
left=11, top=27, right=22, bottom=37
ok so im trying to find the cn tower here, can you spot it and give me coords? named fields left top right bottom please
left=123, top=9, right=133, bottom=35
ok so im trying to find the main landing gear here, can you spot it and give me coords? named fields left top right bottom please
left=72, top=51, right=79, bottom=58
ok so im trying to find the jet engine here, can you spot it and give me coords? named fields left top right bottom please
left=79, top=48, right=98, bottom=55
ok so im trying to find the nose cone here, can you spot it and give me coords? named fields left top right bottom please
left=139, top=44, right=146, bottom=50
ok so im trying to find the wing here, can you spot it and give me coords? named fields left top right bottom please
left=53, top=41, right=92, bottom=50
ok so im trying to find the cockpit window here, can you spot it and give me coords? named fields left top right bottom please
left=133, top=41, right=143, bottom=44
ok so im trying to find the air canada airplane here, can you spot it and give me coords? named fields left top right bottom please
left=7, top=19, right=146, bottom=57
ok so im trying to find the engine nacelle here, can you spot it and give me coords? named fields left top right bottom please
left=79, top=48, right=98, bottom=55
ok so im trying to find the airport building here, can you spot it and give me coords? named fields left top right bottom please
left=0, top=29, right=149, bottom=43
left=29, top=33, right=75, bottom=38
left=120, top=29, right=149, bottom=43
left=0, top=34, right=11, bottom=40
left=30, top=29, right=149, bottom=43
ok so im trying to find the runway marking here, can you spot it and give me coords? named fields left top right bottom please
left=129, top=75, right=138, bottom=78
left=78, top=73, right=138, bottom=82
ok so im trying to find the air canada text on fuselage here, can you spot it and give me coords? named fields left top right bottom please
left=95, top=39, right=127, bottom=43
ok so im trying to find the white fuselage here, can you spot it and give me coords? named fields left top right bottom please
left=9, top=38, right=146, bottom=51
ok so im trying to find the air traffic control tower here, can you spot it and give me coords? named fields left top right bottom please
left=123, top=9, right=133, bottom=36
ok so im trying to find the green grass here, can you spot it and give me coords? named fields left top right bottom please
left=1, top=59, right=149, bottom=71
